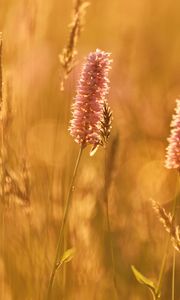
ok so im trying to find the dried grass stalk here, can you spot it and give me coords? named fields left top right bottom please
left=0, top=32, right=6, bottom=202
left=104, top=132, right=119, bottom=193
left=152, top=199, right=180, bottom=253
left=0, top=34, right=30, bottom=206
left=100, top=101, right=113, bottom=146
left=59, top=0, right=89, bottom=90
left=0, top=33, right=2, bottom=108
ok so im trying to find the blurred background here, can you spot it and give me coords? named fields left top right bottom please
left=0, top=0, right=180, bottom=299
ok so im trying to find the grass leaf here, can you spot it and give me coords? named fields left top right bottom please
left=131, top=265, right=160, bottom=299
left=60, top=248, right=75, bottom=265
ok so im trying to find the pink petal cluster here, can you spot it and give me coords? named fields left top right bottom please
left=69, top=49, right=111, bottom=146
left=165, top=99, right=180, bottom=169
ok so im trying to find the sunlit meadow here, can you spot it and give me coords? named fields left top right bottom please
left=0, top=0, right=180, bottom=299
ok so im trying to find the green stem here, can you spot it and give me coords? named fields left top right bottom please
left=156, top=236, right=170, bottom=296
left=172, top=250, right=176, bottom=300
left=47, top=145, right=84, bottom=300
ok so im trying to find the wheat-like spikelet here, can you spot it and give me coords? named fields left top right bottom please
left=59, top=0, right=89, bottom=90
left=0, top=35, right=30, bottom=206
left=152, top=199, right=180, bottom=253
left=90, top=100, right=113, bottom=156
left=100, top=101, right=113, bottom=146
left=2, top=157, right=30, bottom=206
left=0, top=83, right=30, bottom=206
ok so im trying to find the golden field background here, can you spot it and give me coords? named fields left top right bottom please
left=0, top=0, right=180, bottom=299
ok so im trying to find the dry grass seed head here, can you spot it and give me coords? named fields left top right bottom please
left=100, top=101, right=113, bottom=146
left=59, top=0, right=89, bottom=90
left=152, top=199, right=180, bottom=253
left=0, top=37, right=30, bottom=206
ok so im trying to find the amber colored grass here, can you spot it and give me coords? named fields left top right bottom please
left=152, top=199, right=180, bottom=253
left=0, top=33, right=2, bottom=106
left=104, top=133, right=119, bottom=299
left=1, top=1, right=180, bottom=300
left=47, top=145, right=84, bottom=299
left=0, top=34, right=30, bottom=206
left=59, top=0, right=89, bottom=90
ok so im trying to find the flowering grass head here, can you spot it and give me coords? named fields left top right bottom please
left=165, top=99, right=180, bottom=170
left=69, top=49, right=112, bottom=149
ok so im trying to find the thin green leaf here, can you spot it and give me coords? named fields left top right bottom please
left=131, top=265, right=155, bottom=289
left=131, top=265, right=160, bottom=299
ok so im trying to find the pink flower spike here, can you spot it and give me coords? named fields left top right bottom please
left=165, top=99, right=180, bottom=169
left=69, top=49, right=112, bottom=147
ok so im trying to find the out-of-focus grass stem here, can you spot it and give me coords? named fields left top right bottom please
left=0, top=33, right=5, bottom=203
left=172, top=249, right=176, bottom=300
left=156, top=172, right=179, bottom=297
left=156, top=236, right=170, bottom=297
left=104, top=192, right=118, bottom=300
left=170, top=171, right=179, bottom=300
left=104, top=149, right=118, bottom=300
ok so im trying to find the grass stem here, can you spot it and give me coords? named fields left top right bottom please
left=47, top=145, right=84, bottom=300
left=172, top=249, right=176, bottom=300
left=156, top=172, right=179, bottom=297
left=104, top=151, right=118, bottom=300
left=104, top=196, right=118, bottom=300
left=156, top=236, right=170, bottom=296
